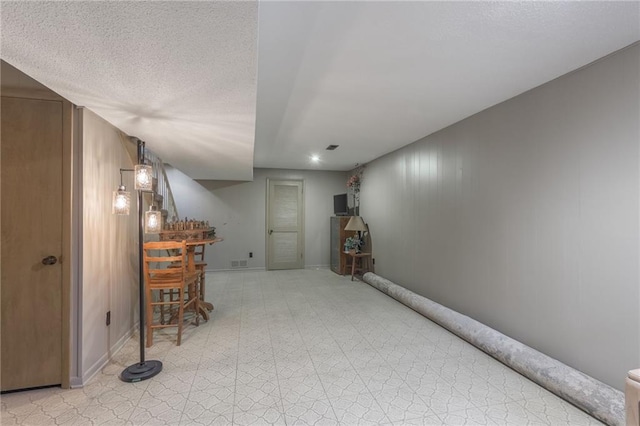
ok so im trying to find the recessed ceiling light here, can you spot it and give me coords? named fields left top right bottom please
left=310, top=155, right=320, bottom=163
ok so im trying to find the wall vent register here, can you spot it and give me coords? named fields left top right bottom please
left=231, top=260, right=248, bottom=269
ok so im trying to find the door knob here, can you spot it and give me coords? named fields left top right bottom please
left=42, top=256, right=58, bottom=265
left=269, top=229, right=273, bottom=235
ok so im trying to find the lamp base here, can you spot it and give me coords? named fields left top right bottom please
left=119, top=360, right=162, bottom=383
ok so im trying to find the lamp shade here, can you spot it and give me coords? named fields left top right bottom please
left=134, top=164, right=153, bottom=191
left=344, top=216, right=367, bottom=232
left=145, top=206, right=162, bottom=234
left=112, top=185, right=131, bottom=215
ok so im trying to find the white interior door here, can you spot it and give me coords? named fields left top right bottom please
left=266, top=179, right=304, bottom=270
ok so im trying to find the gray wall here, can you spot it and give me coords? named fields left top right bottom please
left=360, top=44, right=639, bottom=391
left=166, top=167, right=348, bottom=270
left=81, top=108, right=138, bottom=383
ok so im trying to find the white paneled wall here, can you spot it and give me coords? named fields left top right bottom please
left=166, top=167, right=348, bottom=270
left=81, top=108, right=138, bottom=382
left=361, top=44, right=639, bottom=390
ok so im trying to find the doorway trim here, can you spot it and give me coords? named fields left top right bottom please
left=61, top=98, right=72, bottom=390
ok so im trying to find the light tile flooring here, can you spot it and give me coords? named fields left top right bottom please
left=2, top=269, right=602, bottom=425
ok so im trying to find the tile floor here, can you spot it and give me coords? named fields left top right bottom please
left=1, top=269, right=602, bottom=425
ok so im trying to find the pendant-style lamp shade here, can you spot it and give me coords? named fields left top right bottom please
left=145, top=205, right=162, bottom=234
left=344, top=216, right=367, bottom=232
left=135, top=164, right=153, bottom=191
left=112, top=185, right=131, bottom=215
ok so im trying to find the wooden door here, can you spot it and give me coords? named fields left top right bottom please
left=266, top=179, right=304, bottom=270
left=1, top=96, right=64, bottom=391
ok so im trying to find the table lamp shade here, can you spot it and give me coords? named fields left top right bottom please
left=345, top=216, right=367, bottom=232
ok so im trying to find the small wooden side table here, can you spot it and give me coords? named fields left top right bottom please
left=346, top=250, right=372, bottom=281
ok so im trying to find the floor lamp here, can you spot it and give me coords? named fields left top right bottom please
left=113, top=138, right=163, bottom=382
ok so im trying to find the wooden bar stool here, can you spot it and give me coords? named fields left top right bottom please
left=169, top=242, right=212, bottom=317
left=191, top=243, right=213, bottom=313
left=143, top=240, right=200, bottom=347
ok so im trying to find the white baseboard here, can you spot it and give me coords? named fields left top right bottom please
left=305, top=265, right=330, bottom=270
left=205, top=267, right=265, bottom=273
left=80, top=325, right=136, bottom=386
left=205, top=265, right=330, bottom=273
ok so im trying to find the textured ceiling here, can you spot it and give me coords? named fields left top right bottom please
left=1, top=1, right=258, bottom=180
left=1, top=2, right=639, bottom=180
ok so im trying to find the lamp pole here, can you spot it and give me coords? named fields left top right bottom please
left=119, top=139, right=163, bottom=382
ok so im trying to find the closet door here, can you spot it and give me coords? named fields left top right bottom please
left=1, top=96, right=64, bottom=391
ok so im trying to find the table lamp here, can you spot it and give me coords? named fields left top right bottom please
left=344, top=216, right=367, bottom=233
left=345, top=216, right=368, bottom=250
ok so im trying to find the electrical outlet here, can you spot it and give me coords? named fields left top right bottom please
left=249, top=252, right=253, bottom=258
left=106, top=311, right=111, bottom=326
